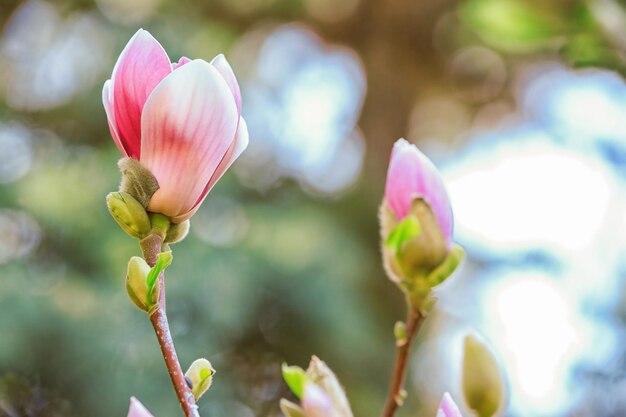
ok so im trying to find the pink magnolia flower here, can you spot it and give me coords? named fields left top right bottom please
left=437, top=393, right=463, bottom=417
left=384, top=138, right=453, bottom=245
left=127, top=397, right=154, bottom=417
left=103, top=29, right=248, bottom=223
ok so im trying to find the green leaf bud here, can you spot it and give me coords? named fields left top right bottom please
left=126, top=256, right=152, bottom=311
left=106, top=192, right=151, bottom=238
left=185, top=358, right=215, bottom=401
left=462, top=333, right=506, bottom=417
left=394, top=321, right=407, bottom=347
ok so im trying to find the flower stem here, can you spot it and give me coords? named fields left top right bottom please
left=140, top=234, right=200, bottom=417
left=380, top=306, right=425, bottom=417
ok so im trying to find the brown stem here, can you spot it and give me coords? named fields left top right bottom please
left=140, top=234, right=200, bottom=417
left=380, top=307, right=425, bottom=417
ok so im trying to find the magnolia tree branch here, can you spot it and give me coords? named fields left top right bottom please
left=140, top=234, right=200, bottom=417
left=380, top=307, right=425, bottom=417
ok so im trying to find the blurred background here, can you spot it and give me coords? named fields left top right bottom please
left=0, top=0, right=625, bottom=416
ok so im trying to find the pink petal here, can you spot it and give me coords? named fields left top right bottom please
left=110, top=29, right=172, bottom=159
left=302, top=383, right=336, bottom=417
left=437, top=393, right=463, bottom=417
left=140, top=59, right=239, bottom=220
left=211, top=54, right=242, bottom=115
left=172, top=56, right=191, bottom=70
left=127, top=397, right=154, bottom=417
left=170, top=116, right=249, bottom=223
left=384, top=138, right=454, bottom=245
left=102, top=79, right=126, bottom=155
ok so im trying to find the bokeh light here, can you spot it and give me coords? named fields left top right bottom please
left=436, top=62, right=626, bottom=417
left=233, top=24, right=366, bottom=195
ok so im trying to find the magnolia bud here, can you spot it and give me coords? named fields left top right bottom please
left=306, top=357, right=354, bottom=417
left=106, top=192, right=151, bottom=238
left=165, top=220, right=190, bottom=244
left=118, top=157, right=159, bottom=208
left=381, top=139, right=464, bottom=312
left=462, top=334, right=505, bottom=417
left=281, top=357, right=354, bottom=417
left=185, top=358, right=215, bottom=400
left=126, top=256, right=155, bottom=311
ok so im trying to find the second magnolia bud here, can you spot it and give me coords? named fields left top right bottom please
left=380, top=139, right=464, bottom=312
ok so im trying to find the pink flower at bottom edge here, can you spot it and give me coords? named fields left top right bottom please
left=437, top=392, right=463, bottom=417
left=127, top=397, right=155, bottom=417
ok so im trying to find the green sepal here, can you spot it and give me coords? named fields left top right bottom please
left=145, top=251, right=173, bottom=303
left=149, top=213, right=171, bottom=239
left=386, top=215, right=421, bottom=255
left=427, top=244, right=465, bottom=287
left=282, top=363, right=309, bottom=399
left=165, top=220, right=190, bottom=244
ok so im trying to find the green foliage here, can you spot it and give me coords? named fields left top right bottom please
left=460, top=0, right=562, bottom=52
left=459, top=0, right=626, bottom=70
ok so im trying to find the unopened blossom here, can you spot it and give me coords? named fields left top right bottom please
left=306, top=356, right=354, bottom=417
left=127, top=397, right=155, bottom=417
left=437, top=393, right=463, bottom=417
left=103, top=29, right=248, bottom=223
left=302, top=383, right=338, bottom=417
left=384, top=138, right=453, bottom=246
left=380, top=139, right=463, bottom=307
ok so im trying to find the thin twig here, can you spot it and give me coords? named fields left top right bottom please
left=380, top=307, right=424, bottom=417
left=141, top=234, right=200, bottom=417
